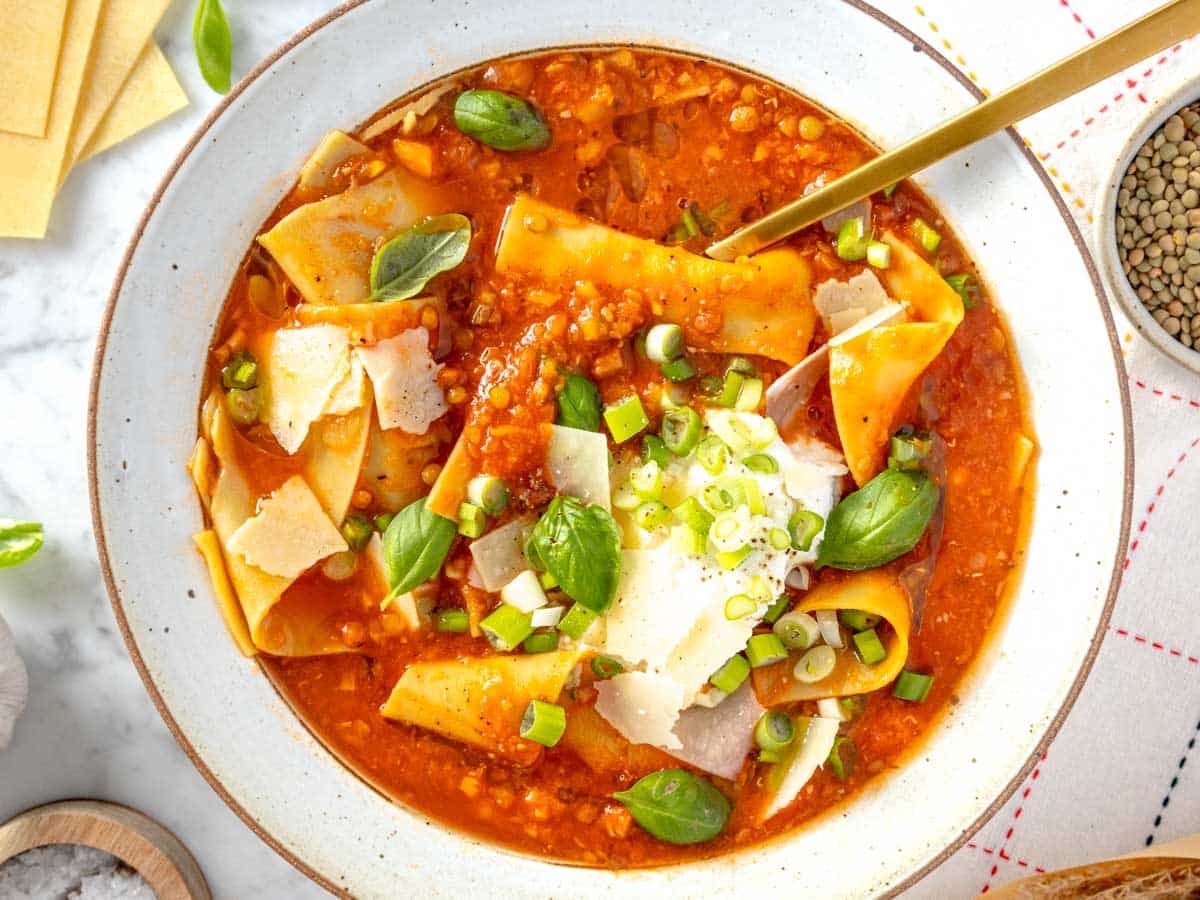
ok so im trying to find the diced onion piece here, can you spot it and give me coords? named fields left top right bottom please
left=520, top=700, right=567, bottom=747
left=468, top=517, right=532, bottom=592
left=866, top=241, right=891, bottom=268
left=815, top=609, right=843, bottom=648
left=735, top=377, right=764, bottom=412
left=530, top=605, right=565, bottom=629
left=816, top=697, right=845, bottom=721
left=773, top=611, right=820, bottom=650
left=785, top=567, right=811, bottom=591
left=645, top=323, right=685, bottom=363
left=501, top=570, right=549, bottom=613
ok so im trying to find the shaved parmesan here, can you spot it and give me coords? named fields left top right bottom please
left=355, top=328, right=445, bottom=434
left=227, top=476, right=347, bottom=579
left=501, top=570, right=548, bottom=613
left=323, top=354, right=366, bottom=416
left=668, top=683, right=763, bottom=780
left=594, top=671, right=687, bottom=750
left=813, top=270, right=890, bottom=331
left=297, top=130, right=369, bottom=194
left=821, top=199, right=871, bottom=236
left=604, top=551, right=707, bottom=672
left=468, top=517, right=532, bottom=591
left=760, top=716, right=840, bottom=821
left=263, top=324, right=351, bottom=454
left=546, top=425, right=611, bottom=510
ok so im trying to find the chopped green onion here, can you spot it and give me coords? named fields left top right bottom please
left=749, top=416, right=778, bottom=449
left=746, top=633, right=789, bottom=668
left=672, top=497, right=714, bottom=536
left=827, top=736, right=856, bottom=780
left=912, top=217, right=942, bottom=254
left=835, top=216, right=869, bottom=261
left=793, top=645, right=837, bottom=682
left=735, top=377, right=764, bottom=412
left=852, top=628, right=887, bottom=665
left=768, top=528, right=791, bottom=550
left=681, top=206, right=701, bottom=238
left=754, top=710, right=796, bottom=754
left=743, top=453, right=779, bottom=474
left=435, top=608, right=469, bottom=633
left=710, top=653, right=751, bottom=694
left=746, top=574, right=773, bottom=606
left=467, top=474, right=509, bottom=515
left=945, top=273, right=977, bottom=310
left=724, top=593, right=757, bottom=620
left=839, top=696, right=866, bottom=721
left=341, top=514, right=374, bottom=552
left=702, top=478, right=745, bottom=514
left=322, top=550, right=358, bottom=581
left=839, top=609, right=881, bottom=632
left=710, top=508, right=751, bottom=552
left=225, top=387, right=260, bottom=425
left=699, top=374, right=725, bottom=397
left=661, top=407, right=702, bottom=456
left=893, top=670, right=934, bottom=702
left=757, top=748, right=784, bottom=764
left=670, top=524, right=706, bottom=555
left=457, top=502, right=487, bottom=539
left=373, top=512, right=394, bottom=533
left=635, top=500, right=671, bottom=530
left=612, top=481, right=642, bottom=511
left=883, top=182, right=899, bottom=199
left=740, top=477, right=766, bottom=515
left=557, top=602, right=597, bottom=640
left=522, top=631, right=560, bottom=654
left=630, top=460, right=663, bottom=500
left=888, top=430, right=933, bottom=471
left=539, top=570, right=559, bottom=591
left=221, top=350, right=259, bottom=390
left=762, top=594, right=790, bottom=624
left=696, top=435, right=730, bottom=475
left=633, top=328, right=649, bottom=358
left=711, top=371, right=745, bottom=408
left=726, top=356, right=757, bottom=377
left=714, top=545, right=752, bottom=570
left=480, top=604, right=533, bottom=651
left=520, top=700, right=567, bottom=747
left=773, top=610, right=820, bottom=650
left=866, top=240, right=891, bottom=269
left=788, top=509, right=824, bottom=552
left=603, top=395, right=649, bottom=443
left=661, top=357, right=697, bottom=383
left=591, top=655, right=624, bottom=679
left=645, top=323, right=685, bottom=363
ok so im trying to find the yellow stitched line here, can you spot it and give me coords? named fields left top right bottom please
left=912, top=5, right=1091, bottom=218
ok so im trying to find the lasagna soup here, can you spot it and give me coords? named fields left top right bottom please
left=188, top=48, right=1035, bottom=866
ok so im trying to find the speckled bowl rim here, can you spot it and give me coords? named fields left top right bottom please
left=87, top=1, right=1133, bottom=896
left=1095, top=69, right=1200, bottom=374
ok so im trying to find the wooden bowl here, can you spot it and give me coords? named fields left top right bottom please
left=0, top=800, right=210, bottom=900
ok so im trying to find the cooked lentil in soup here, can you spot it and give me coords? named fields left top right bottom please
left=190, top=48, right=1034, bottom=866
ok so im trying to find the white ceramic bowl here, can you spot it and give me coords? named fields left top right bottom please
left=1095, top=72, right=1200, bottom=375
left=89, top=1, right=1132, bottom=897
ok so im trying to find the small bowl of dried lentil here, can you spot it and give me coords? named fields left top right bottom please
left=1097, top=80, right=1200, bottom=373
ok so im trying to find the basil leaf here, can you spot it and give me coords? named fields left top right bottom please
left=453, top=90, right=551, bottom=151
left=0, top=520, right=43, bottom=569
left=369, top=214, right=472, bottom=302
left=816, top=468, right=938, bottom=571
left=382, top=498, right=457, bottom=596
left=524, top=496, right=620, bottom=613
left=614, top=769, right=731, bottom=845
left=192, top=0, right=232, bottom=94
left=556, top=373, right=602, bottom=432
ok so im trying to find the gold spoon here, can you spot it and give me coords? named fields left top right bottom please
left=706, top=0, right=1200, bottom=261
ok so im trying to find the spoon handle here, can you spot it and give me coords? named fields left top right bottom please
left=707, top=0, right=1200, bottom=260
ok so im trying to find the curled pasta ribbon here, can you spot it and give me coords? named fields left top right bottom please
left=751, top=570, right=912, bottom=705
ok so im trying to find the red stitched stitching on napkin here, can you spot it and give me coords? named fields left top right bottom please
left=1132, top=379, right=1200, bottom=409
left=1039, top=43, right=1188, bottom=160
left=1110, top=627, right=1200, bottom=665
left=1124, top=438, right=1200, bottom=570
left=966, top=842, right=1047, bottom=873
left=979, top=755, right=1048, bottom=893
left=1057, top=0, right=1096, bottom=39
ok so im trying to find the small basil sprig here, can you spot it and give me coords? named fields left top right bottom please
left=369, top=214, right=471, bottom=302
left=555, top=373, right=602, bottom=432
left=382, top=498, right=457, bottom=599
left=0, top=520, right=43, bottom=569
left=816, top=467, right=937, bottom=571
left=453, top=90, right=551, bottom=151
left=525, top=496, right=620, bottom=614
left=192, top=0, right=232, bottom=94
left=614, top=769, right=731, bottom=845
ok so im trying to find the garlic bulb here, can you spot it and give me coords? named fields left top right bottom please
left=0, top=611, right=28, bottom=750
